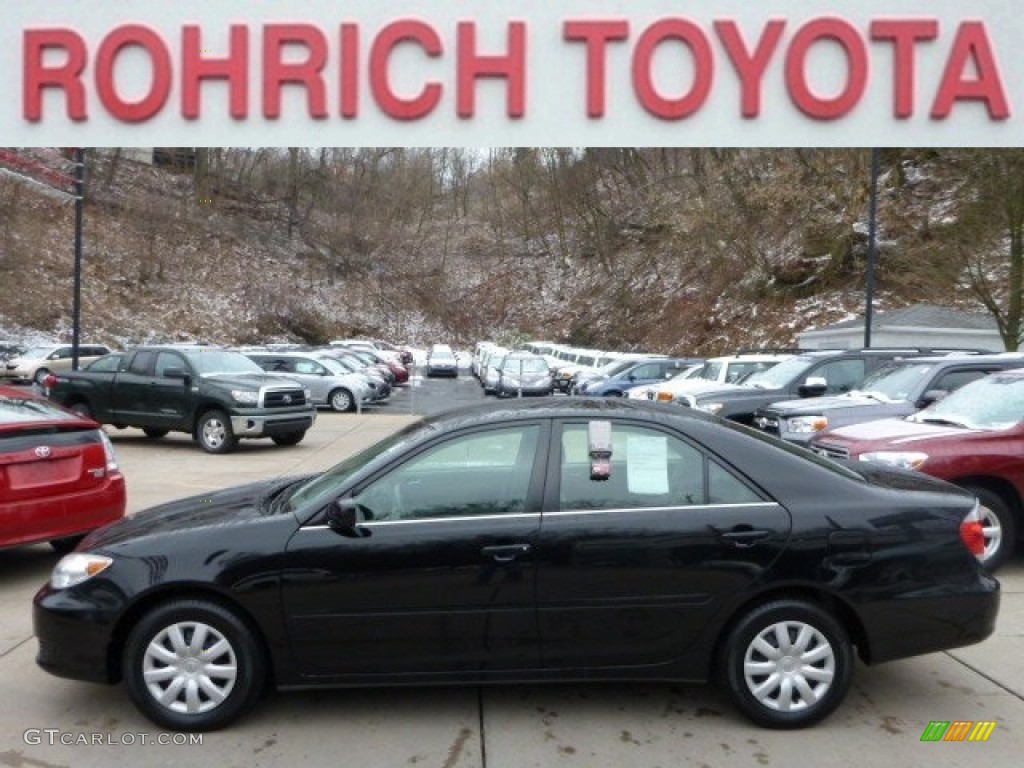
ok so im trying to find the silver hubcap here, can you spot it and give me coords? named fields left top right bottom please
left=332, top=391, right=351, bottom=411
left=743, top=621, right=835, bottom=712
left=143, top=621, right=237, bottom=715
left=979, top=504, right=1003, bottom=562
left=202, top=418, right=227, bottom=448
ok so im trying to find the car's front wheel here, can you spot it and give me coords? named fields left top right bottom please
left=328, top=388, right=354, bottom=412
left=720, top=599, right=853, bottom=728
left=123, top=599, right=265, bottom=731
left=196, top=410, right=237, bottom=454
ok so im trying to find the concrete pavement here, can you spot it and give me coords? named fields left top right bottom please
left=1, top=411, right=1021, bottom=767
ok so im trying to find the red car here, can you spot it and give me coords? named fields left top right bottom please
left=810, top=369, right=1024, bottom=571
left=0, top=385, right=126, bottom=552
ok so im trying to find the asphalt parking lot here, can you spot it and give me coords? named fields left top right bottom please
left=1, top=373, right=1022, bottom=767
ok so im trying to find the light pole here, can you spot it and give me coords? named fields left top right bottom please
left=71, top=148, right=85, bottom=370
left=864, top=148, right=879, bottom=348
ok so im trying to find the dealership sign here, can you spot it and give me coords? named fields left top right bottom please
left=4, top=0, right=1021, bottom=146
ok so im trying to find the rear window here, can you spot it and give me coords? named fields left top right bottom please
left=0, top=393, right=80, bottom=423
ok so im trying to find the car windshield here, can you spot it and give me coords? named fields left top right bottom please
left=908, top=374, right=1024, bottom=430
left=318, top=357, right=348, bottom=375
left=502, top=357, right=548, bottom=373
left=742, top=356, right=814, bottom=389
left=278, top=419, right=429, bottom=513
left=853, top=363, right=933, bottom=401
left=183, top=349, right=264, bottom=375
left=600, top=359, right=636, bottom=376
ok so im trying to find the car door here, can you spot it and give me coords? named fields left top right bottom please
left=290, top=357, right=332, bottom=404
left=535, top=419, right=791, bottom=670
left=147, top=350, right=191, bottom=428
left=282, top=421, right=549, bottom=679
left=110, top=350, right=159, bottom=424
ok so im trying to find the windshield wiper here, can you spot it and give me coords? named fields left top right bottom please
left=916, top=416, right=969, bottom=428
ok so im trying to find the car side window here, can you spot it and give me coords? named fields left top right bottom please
left=933, top=369, right=988, bottom=393
left=295, top=359, right=325, bottom=375
left=629, top=363, right=661, bottom=379
left=128, top=351, right=155, bottom=375
left=815, top=359, right=865, bottom=394
left=708, top=459, right=763, bottom=504
left=154, top=351, right=185, bottom=377
left=558, top=423, right=705, bottom=510
left=354, top=425, right=540, bottom=522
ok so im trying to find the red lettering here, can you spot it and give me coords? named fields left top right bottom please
left=931, top=21, right=1009, bottom=119
left=23, top=28, right=88, bottom=121
left=182, top=25, right=248, bottom=120
left=564, top=20, right=629, bottom=118
left=786, top=18, right=867, bottom=120
left=340, top=23, right=359, bottom=119
left=457, top=22, right=526, bottom=119
left=633, top=20, right=713, bottom=119
left=95, top=25, right=172, bottom=122
left=263, top=24, right=328, bottom=119
left=715, top=20, right=785, bottom=118
left=369, top=21, right=442, bottom=121
left=871, top=20, right=938, bottom=119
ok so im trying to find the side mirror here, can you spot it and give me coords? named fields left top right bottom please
left=162, top=367, right=189, bottom=380
left=326, top=499, right=371, bottom=537
left=918, top=389, right=948, bottom=407
left=798, top=376, right=828, bottom=397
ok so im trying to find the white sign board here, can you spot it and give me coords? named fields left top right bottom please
left=3, top=1, right=1020, bottom=146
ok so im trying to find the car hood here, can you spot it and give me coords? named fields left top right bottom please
left=819, top=417, right=977, bottom=447
left=201, top=372, right=303, bottom=389
left=766, top=393, right=902, bottom=415
left=80, top=478, right=289, bottom=550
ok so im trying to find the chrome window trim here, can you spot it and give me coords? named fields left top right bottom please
left=547, top=502, right=783, bottom=517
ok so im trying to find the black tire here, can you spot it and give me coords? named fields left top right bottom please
left=328, top=388, right=354, bottom=413
left=271, top=430, right=306, bottom=446
left=69, top=401, right=94, bottom=419
left=49, top=535, right=85, bottom=554
left=961, top=485, right=1017, bottom=572
left=143, top=428, right=169, bottom=439
left=196, top=410, right=237, bottom=454
left=122, top=599, right=265, bottom=732
left=720, top=599, right=853, bottom=729
left=34, top=368, right=51, bottom=386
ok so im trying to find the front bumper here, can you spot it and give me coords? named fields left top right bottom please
left=231, top=409, right=316, bottom=438
left=34, top=583, right=120, bottom=684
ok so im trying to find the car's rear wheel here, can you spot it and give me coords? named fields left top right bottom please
left=271, top=430, right=306, bottom=446
left=328, top=388, right=354, bottom=412
left=961, top=485, right=1017, bottom=571
left=143, top=428, right=169, bottom=439
left=34, top=368, right=50, bottom=386
left=123, top=599, right=265, bottom=731
left=69, top=402, right=93, bottom=419
left=721, top=600, right=853, bottom=728
left=196, top=410, right=237, bottom=454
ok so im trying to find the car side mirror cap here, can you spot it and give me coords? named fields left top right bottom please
left=162, top=367, right=189, bottom=380
left=919, top=389, right=948, bottom=406
left=327, top=499, right=370, bottom=537
left=798, top=376, right=828, bottom=397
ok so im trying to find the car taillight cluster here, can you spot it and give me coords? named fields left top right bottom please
left=959, top=503, right=986, bottom=561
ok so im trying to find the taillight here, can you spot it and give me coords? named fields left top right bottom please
left=97, top=429, right=120, bottom=474
left=959, top=502, right=986, bottom=561
left=44, top=373, right=57, bottom=389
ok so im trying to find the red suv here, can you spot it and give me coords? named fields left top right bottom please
left=0, top=385, right=126, bottom=552
left=810, top=369, right=1024, bottom=571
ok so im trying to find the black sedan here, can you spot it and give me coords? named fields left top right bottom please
left=33, top=399, right=998, bottom=731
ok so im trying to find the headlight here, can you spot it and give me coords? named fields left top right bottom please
left=231, top=389, right=259, bottom=405
left=696, top=402, right=723, bottom=414
left=51, top=553, right=113, bottom=589
left=859, top=451, right=929, bottom=470
left=787, top=415, right=828, bottom=433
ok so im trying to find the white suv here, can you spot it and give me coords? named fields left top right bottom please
left=636, top=353, right=792, bottom=404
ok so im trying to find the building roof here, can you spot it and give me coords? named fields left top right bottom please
left=814, top=304, right=996, bottom=332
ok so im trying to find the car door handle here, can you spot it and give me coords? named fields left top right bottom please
left=713, top=526, right=772, bottom=547
left=481, top=544, right=532, bottom=563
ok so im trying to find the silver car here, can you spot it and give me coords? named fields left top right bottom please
left=493, top=354, right=554, bottom=397
left=246, top=353, right=373, bottom=412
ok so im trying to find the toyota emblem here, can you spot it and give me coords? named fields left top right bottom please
left=283, top=394, right=292, bottom=404
left=34, top=446, right=52, bottom=459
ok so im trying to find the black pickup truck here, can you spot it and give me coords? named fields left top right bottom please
left=45, top=346, right=316, bottom=453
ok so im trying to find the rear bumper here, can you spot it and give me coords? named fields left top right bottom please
left=858, top=574, right=1000, bottom=664
left=0, top=476, right=126, bottom=549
